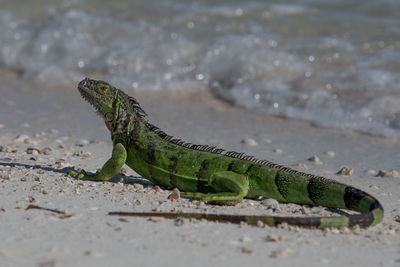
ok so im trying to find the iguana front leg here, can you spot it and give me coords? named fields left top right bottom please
left=69, top=143, right=127, bottom=181
left=181, top=171, right=249, bottom=205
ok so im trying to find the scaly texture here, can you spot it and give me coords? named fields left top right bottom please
left=69, top=78, right=384, bottom=229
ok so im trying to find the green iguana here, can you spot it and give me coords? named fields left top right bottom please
left=69, top=78, right=384, bottom=229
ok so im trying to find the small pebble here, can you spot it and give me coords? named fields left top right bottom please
left=133, top=183, right=144, bottom=190
left=84, top=250, right=101, bottom=257
left=153, top=185, right=162, bottom=192
left=79, top=139, right=89, bottom=146
left=325, top=151, right=336, bottom=158
left=266, top=235, right=284, bottom=243
left=14, top=134, right=30, bottom=143
left=377, top=170, right=400, bottom=178
left=0, top=175, right=11, bottom=180
left=82, top=152, right=92, bottom=158
left=300, top=206, right=309, bottom=214
left=297, top=163, right=308, bottom=169
left=256, top=220, right=264, bottom=228
left=273, top=148, right=283, bottom=154
left=239, top=236, right=252, bottom=243
left=54, top=159, right=66, bottom=168
left=308, top=155, right=323, bottom=165
left=150, top=218, right=165, bottom=223
left=50, top=129, right=59, bottom=134
left=26, top=147, right=41, bottom=155
left=366, top=169, right=377, bottom=176
left=270, top=248, right=293, bottom=258
left=262, top=198, right=279, bottom=210
left=241, top=138, right=258, bottom=147
left=240, top=247, right=253, bottom=254
left=0, top=124, right=4, bottom=129
left=330, top=228, right=340, bottom=234
left=168, top=188, right=180, bottom=201
left=337, top=166, right=354, bottom=176
left=263, top=138, right=272, bottom=144
left=41, top=147, right=52, bottom=155
left=175, top=218, right=188, bottom=226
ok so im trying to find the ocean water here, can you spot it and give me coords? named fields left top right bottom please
left=1, top=0, right=400, bottom=138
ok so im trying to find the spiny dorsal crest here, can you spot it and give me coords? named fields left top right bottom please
left=118, top=89, right=147, bottom=119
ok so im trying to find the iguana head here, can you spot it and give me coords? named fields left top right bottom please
left=78, top=78, right=118, bottom=122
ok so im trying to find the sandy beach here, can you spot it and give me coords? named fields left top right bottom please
left=0, top=72, right=399, bottom=267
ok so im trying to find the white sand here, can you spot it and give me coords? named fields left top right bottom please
left=0, top=74, right=399, bottom=267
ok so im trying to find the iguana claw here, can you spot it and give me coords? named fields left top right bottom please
left=68, top=169, right=86, bottom=179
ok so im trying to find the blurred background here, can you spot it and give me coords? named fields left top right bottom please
left=1, top=0, right=399, bottom=138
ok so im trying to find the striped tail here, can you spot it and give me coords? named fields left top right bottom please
left=108, top=185, right=383, bottom=229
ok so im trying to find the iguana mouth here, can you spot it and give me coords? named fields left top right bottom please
left=77, top=78, right=98, bottom=109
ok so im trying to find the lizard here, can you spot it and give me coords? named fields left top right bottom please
left=69, top=78, right=384, bottom=229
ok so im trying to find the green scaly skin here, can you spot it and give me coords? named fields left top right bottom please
left=69, top=78, right=384, bottom=229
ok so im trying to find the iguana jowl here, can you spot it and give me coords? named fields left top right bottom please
left=70, top=78, right=384, bottom=229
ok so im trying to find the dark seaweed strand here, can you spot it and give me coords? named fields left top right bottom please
left=108, top=211, right=325, bottom=227
left=107, top=211, right=375, bottom=228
